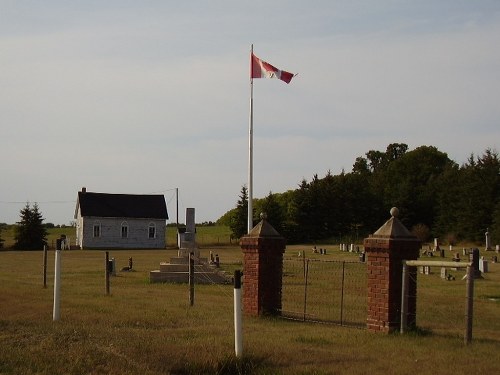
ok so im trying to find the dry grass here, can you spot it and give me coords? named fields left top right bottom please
left=0, top=246, right=499, bottom=374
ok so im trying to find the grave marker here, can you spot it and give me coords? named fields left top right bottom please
left=440, top=267, right=448, bottom=279
left=485, top=229, right=492, bottom=251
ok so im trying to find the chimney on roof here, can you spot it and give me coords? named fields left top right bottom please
left=82, top=187, right=87, bottom=193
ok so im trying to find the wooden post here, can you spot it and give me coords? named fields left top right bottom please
left=400, top=262, right=409, bottom=333
left=43, top=245, right=48, bottom=289
left=302, top=250, right=306, bottom=279
left=340, top=261, right=345, bottom=324
left=105, top=251, right=110, bottom=295
left=189, top=252, right=195, bottom=306
left=303, top=259, right=309, bottom=321
left=465, top=265, right=474, bottom=345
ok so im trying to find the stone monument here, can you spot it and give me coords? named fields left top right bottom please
left=485, top=228, right=492, bottom=251
left=178, top=208, right=200, bottom=258
left=149, top=207, right=231, bottom=284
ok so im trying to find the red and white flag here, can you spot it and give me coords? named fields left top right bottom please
left=251, top=53, right=294, bottom=84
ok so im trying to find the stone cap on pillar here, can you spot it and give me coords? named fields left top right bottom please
left=240, top=213, right=286, bottom=253
left=364, top=207, right=420, bottom=257
left=370, top=207, right=415, bottom=239
left=247, top=216, right=283, bottom=238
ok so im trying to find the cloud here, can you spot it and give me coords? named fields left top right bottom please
left=1, top=1, right=499, bottom=224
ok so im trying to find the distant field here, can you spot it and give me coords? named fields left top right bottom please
left=166, top=225, right=233, bottom=247
left=0, top=225, right=233, bottom=249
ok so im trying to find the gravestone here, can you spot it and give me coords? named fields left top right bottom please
left=440, top=267, right=448, bottom=279
left=479, top=257, right=488, bottom=273
left=485, top=229, right=492, bottom=251
left=433, top=238, right=440, bottom=252
left=178, top=208, right=199, bottom=258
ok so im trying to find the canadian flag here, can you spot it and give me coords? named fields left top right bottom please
left=251, top=53, right=294, bottom=84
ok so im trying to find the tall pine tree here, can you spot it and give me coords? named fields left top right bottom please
left=229, top=186, right=249, bottom=240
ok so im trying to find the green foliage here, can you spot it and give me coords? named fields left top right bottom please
left=436, top=149, right=500, bottom=241
left=491, top=201, right=500, bottom=244
left=228, top=185, right=249, bottom=240
left=219, top=144, right=500, bottom=244
left=13, top=202, right=48, bottom=250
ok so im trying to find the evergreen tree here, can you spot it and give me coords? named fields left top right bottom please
left=217, top=144, right=498, bottom=244
left=14, top=203, right=48, bottom=250
left=491, top=201, right=500, bottom=245
left=260, top=191, right=285, bottom=232
left=229, top=186, right=249, bottom=240
left=453, top=150, right=500, bottom=241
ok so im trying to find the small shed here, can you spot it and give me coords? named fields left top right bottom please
left=74, top=187, right=168, bottom=249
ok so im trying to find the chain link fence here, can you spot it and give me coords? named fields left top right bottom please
left=281, top=256, right=367, bottom=327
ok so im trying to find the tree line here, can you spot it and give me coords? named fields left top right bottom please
left=218, top=144, right=500, bottom=245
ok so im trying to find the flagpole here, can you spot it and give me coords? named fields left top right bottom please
left=248, top=44, right=254, bottom=234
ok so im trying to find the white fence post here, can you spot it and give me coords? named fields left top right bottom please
left=400, top=262, right=409, bottom=333
left=53, top=249, right=61, bottom=321
left=234, top=270, right=243, bottom=357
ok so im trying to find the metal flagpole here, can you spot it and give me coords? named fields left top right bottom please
left=248, top=44, right=254, bottom=234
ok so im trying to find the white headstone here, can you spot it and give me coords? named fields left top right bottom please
left=178, top=208, right=199, bottom=257
left=485, top=229, right=492, bottom=251
left=479, top=258, right=488, bottom=273
left=440, top=267, right=447, bottom=279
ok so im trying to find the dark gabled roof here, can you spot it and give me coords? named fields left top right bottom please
left=76, top=192, right=168, bottom=220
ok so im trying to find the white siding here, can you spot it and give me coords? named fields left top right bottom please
left=78, top=216, right=166, bottom=249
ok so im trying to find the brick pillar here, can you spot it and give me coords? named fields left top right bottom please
left=364, top=207, right=420, bottom=333
left=240, top=218, right=286, bottom=316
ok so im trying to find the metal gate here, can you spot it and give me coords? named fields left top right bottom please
left=281, top=257, right=367, bottom=327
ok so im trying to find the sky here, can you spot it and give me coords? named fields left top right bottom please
left=1, top=0, right=500, bottom=225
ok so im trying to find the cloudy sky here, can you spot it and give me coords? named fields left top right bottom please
left=1, top=1, right=499, bottom=225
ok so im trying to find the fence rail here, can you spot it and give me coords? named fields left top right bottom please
left=281, top=257, right=367, bottom=327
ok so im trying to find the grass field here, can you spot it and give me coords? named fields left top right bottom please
left=1, top=245, right=499, bottom=374
left=0, top=225, right=234, bottom=249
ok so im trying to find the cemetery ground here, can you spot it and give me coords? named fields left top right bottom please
left=0, top=246, right=499, bottom=375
